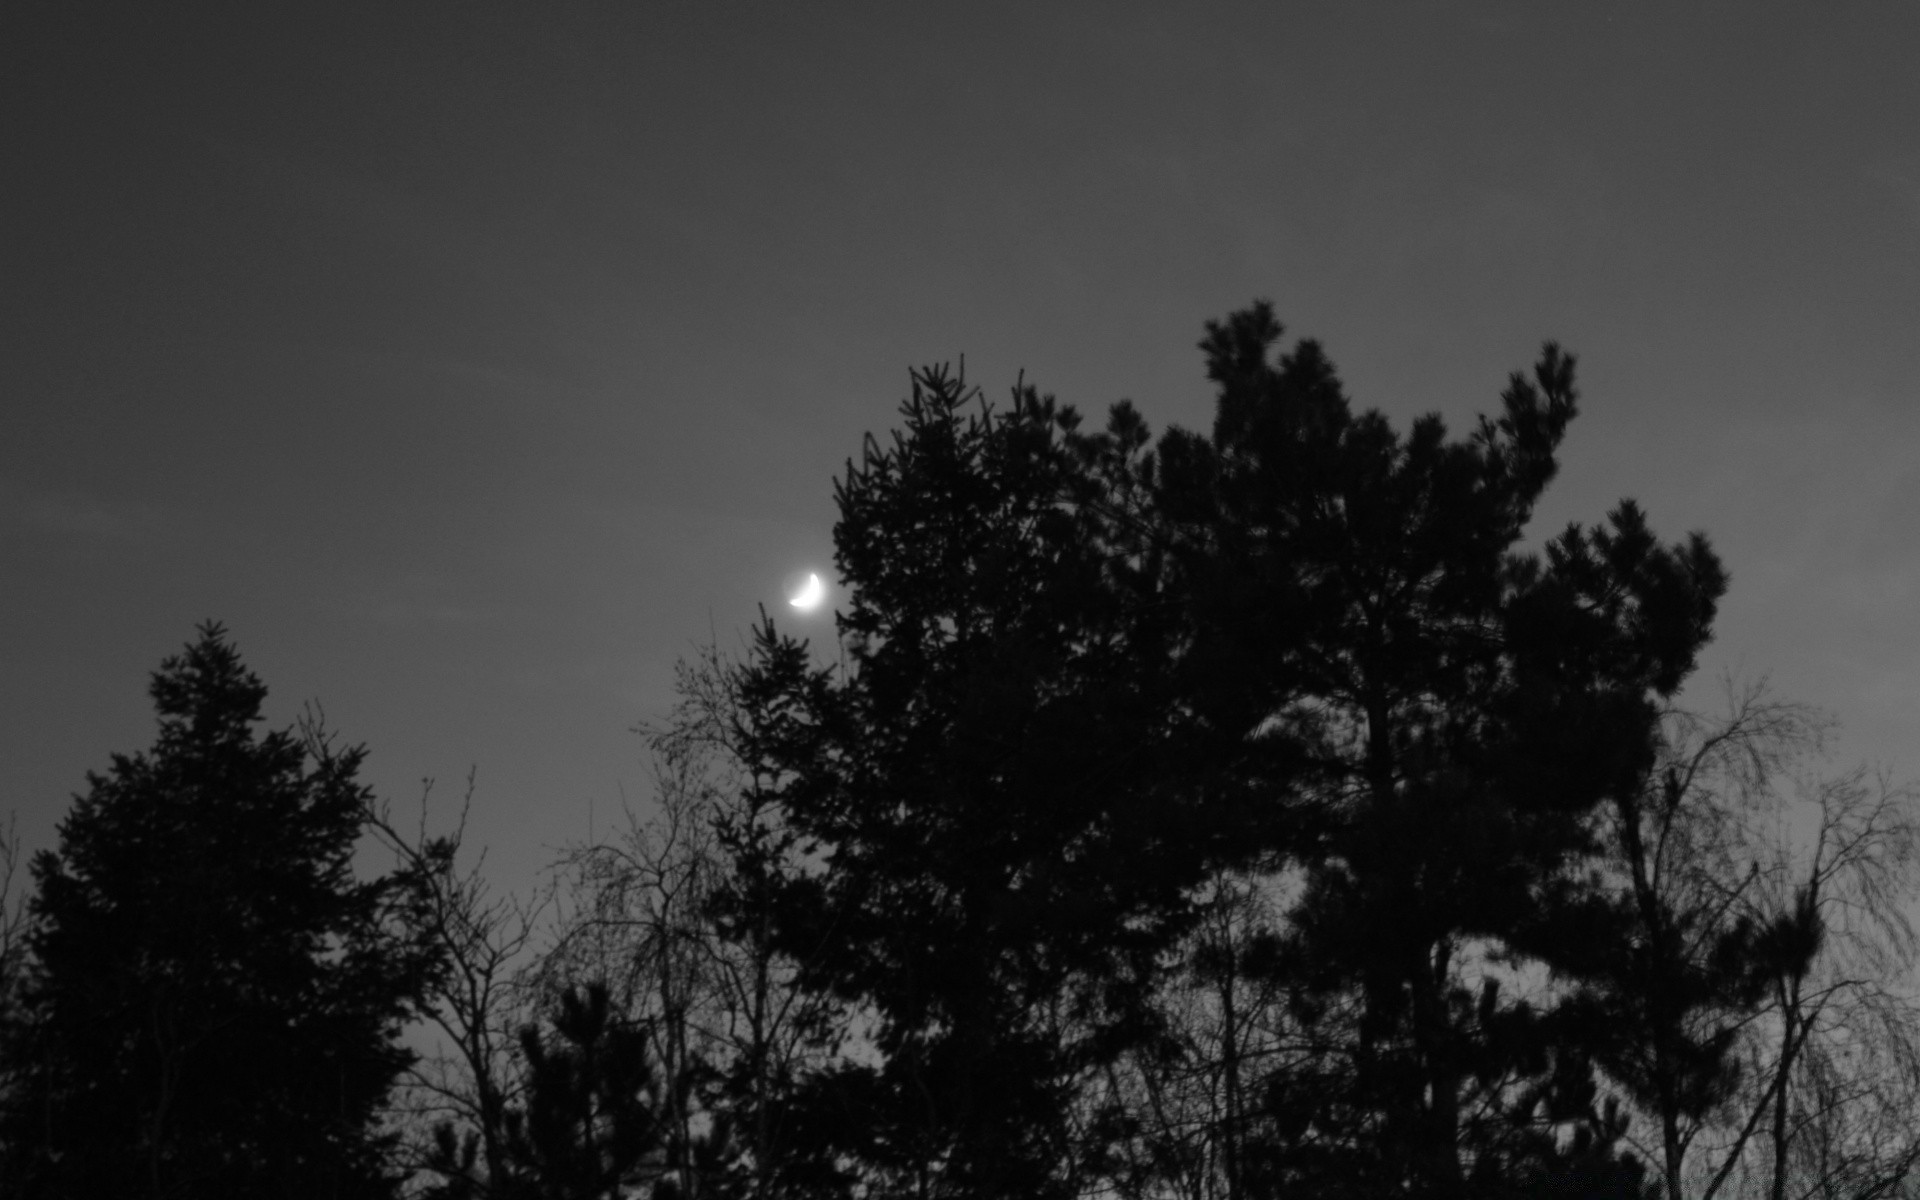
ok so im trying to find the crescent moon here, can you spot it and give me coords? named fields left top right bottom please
left=789, top=572, right=826, bottom=611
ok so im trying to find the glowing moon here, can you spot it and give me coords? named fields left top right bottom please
left=788, top=572, right=826, bottom=611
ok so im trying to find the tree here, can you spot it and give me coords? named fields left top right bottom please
left=1565, top=685, right=1822, bottom=1199
left=696, top=698, right=860, bottom=1200
left=0, top=623, right=444, bottom=1198
left=1148, top=303, right=1719, bottom=1196
left=0, top=816, right=27, bottom=1015
left=372, top=777, right=548, bottom=1200
left=539, top=644, right=851, bottom=1200
left=411, top=641, right=851, bottom=1200
left=0, top=813, right=31, bottom=1187
left=723, top=305, right=1728, bottom=1197
left=1574, top=684, right=1920, bottom=1200
left=1743, top=763, right=1920, bottom=1200
left=730, top=364, right=1213, bottom=1198
left=1089, top=865, right=1304, bottom=1200
left=503, top=982, right=672, bottom=1200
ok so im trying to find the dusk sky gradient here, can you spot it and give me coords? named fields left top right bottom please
left=6, top=2, right=1919, bottom=892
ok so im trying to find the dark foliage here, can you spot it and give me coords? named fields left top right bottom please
left=728, top=365, right=1221, bottom=1198
left=1155, top=303, right=1721, bottom=1196
left=724, top=304, right=1732, bottom=1198
left=419, top=980, right=734, bottom=1200
left=0, top=624, right=444, bottom=1199
left=15, top=307, right=1865, bottom=1200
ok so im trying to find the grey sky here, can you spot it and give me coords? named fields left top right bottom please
left=5, top=2, right=1917, bottom=889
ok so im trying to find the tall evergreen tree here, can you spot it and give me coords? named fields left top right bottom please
left=0, top=624, right=444, bottom=1198
left=730, top=365, right=1215, bottom=1198
left=718, top=305, right=1732, bottom=1198
left=1155, top=304, right=1722, bottom=1197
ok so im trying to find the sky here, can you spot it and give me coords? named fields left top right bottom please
left=5, top=2, right=1918, bottom=894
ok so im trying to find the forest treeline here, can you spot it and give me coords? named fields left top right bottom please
left=2, top=304, right=1918, bottom=1199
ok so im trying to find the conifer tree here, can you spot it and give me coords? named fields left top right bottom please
left=720, top=305, right=1731, bottom=1198
left=730, top=365, right=1210, bottom=1198
left=0, top=624, right=443, bottom=1198
left=505, top=983, right=668, bottom=1200
left=1155, top=304, right=1722, bottom=1197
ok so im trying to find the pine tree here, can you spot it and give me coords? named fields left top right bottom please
left=720, top=306, right=1728, bottom=1197
left=0, top=624, right=443, bottom=1198
left=730, top=365, right=1211, bottom=1198
left=504, top=983, right=668, bottom=1200
left=1157, top=303, right=1720, bottom=1197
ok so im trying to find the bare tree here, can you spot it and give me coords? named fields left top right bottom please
left=0, top=814, right=29, bottom=1196
left=365, top=774, right=548, bottom=1197
left=1731, top=765, right=1920, bottom=1200
left=537, top=761, right=731, bottom=1194
left=0, top=815, right=28, bottom=1007
left=534, top=645, right=847, bottom=1200
left=0, top=813, right=31, bottom=1089
left=1592, top=681, right=1920, bottom=1200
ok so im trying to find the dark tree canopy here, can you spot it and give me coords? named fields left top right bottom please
left=1156, top=303, right=1724, bottom=1197
left=502, top=983, right=674, bottom=1200
left=1, top=624, right=443, bottom=1198
left=731, top=365, right=1214, bottom=1199
left=6, top=307, right=1835, bottom=1200
left=725, top=303, right=1728, bottom=1199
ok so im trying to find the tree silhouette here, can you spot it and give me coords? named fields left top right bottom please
left=369, top=779, right=546, bottom=1199
left=507, top=983, right=667, bottom=1200
left=729, top=304, right=1731, bottom=1197
left=538, top=657, right=851, bottom=1200
left=730, top=364, right=1216, bottom=1198
left=0, top=623, right=444, bottom=1198
left=418, top=979, right=728, bottom=1200
left=12, top=310, right=1920, bottom=1200
left=1560, top=687, right=1920, bottom=1200
left=1155, top=303, right=1721, bottom=1196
